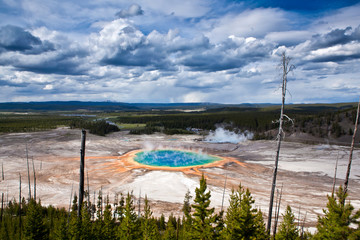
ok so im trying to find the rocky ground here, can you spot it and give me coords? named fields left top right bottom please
left=0, top=127, right=359, bottom=233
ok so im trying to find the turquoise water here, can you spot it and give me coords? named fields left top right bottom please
left=134, top=150, right=221, bottom=167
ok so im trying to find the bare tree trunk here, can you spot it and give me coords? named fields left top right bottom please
left=343, top=98, right=360, bottom=199
left=138, top=189, right=141, bottom=218
left=32, top=157, right=36, bottom=201
left=1, top=192, right=4, bottom=222
left=273, top=189, right=279, bottom=236
left=86, top=170, right=90, bottom=206
left=68, top=184, right=73, bottom=223
left=1, top=162, right=4, bottom=181
left=26, top=144, right=31, bottom=201
left=300, top=211, right=307, bottom=239
left=78, top=129, right=86, bottom=217
left=297, top=206, right=301, bottom=230
left=267, top=52, right=294, bottom=233
left=19, top=173, right=22, bottom=238
left=100, top=186, right=103, bottom=217
left=273, top=184, right=283, bottom=236
left=221, top=172, right=228, bottom=213
left=93, top=190, right=96, bottom=221
left=332, top=153, right=339, bottom=197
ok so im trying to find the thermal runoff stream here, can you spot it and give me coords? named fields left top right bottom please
left=133, top=149, right=222, bottom=167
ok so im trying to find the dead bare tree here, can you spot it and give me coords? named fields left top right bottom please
left=267, top=52, right=295, bottom=233
left=332, top=152, right=339, bottom=197
left=138, top=189, right=141, bottom=218
left=300, top=211, right=307, bottom=239
left=297, top=205, right=301, bottom=230
left=1, top=193, right=4, bottom=222
left=78, top=129, right=86, bottom=217
left=221, top=171, right=228, bottom=213
left=343, top=97, right=360, bottom=199
left=32, top=157, right=36, bottom=201
left=1, top=162, right=4, bottom=181
left=273, top=184, right=283, bottom=236
left=87, top=170, right=90, bottom=205
left=68, top=184, right=74, bottom=223
left=26, top=144, right=31, bottom=200
left=19, top=173, right=22, bottom=235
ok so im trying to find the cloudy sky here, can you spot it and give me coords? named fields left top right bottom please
left=1, top=0, right=360, bottom=103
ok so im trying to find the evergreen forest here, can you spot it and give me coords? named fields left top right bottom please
left=1, top=175, right=359, bottom=239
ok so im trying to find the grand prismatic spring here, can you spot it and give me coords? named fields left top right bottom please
left=133, top=149, right=222, bottom=167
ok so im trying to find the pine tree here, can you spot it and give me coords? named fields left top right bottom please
left=158, top=214, right=166, bottom=232
left=163, top=219, right=177, bottom=240
left=115, top=193, right=125, bottom=223
left=183, top=190, right=192, bottom=221
left=314, top=186, right=360, bottom=239
left=191, top=174, right=218, bottom=240
left=80, top=202, right=92, bottom=240
left=92, top=191, right=104, bottom=240
left=103, top=197, right=115, bottom=240
left=276, top=205, right=299, bottom=240
left=23, top=199, right=48, bottom=240
left=118, top=192, right=140, bottom=240
left=222, top=184, right=268, bottom=240
left=141, top=195, right=160, bottom=240
left=68, top=194, right=81, bottom=240
left=181, top=189, right=193, bottom=239
left=53, top=213, right=69, bottom=240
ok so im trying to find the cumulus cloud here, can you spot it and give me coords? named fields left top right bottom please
left=179, top=36, right=275, bottom=72
left=116, top=4, right=144, bottom=18
left=91, top=19, right=170, bottom=69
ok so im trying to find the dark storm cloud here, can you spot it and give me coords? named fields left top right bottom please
left=304, top=25, right=360, bottom=63
left=0, top=24, right=88, bottom=75
left=0, top=79, right=28, bottom=87
left=241, top=0, right=360, bottom=12
left=310, top=25, right=360, bottom=50
left=0, top=45, right=89, bottom=75
left=310, top=53, right=360, bottom=63
left=14, top=49, right=89, bottom=75
left=0, top=25, right=54, bottom=54
left=116, top=4, right=144, bottom=18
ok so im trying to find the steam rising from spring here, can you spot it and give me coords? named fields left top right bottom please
left=205, top=127, right=253, bottom=144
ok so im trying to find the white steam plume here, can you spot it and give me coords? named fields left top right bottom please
left=205, top=127, right=253, bottom=144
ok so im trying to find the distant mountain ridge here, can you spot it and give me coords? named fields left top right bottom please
left=0, top=101, right=357, bottom=112
left=0, top=101, right=277, bottom=111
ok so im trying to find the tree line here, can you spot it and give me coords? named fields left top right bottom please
left=1, top=175, right=359, bottom=239
left=69, top=119, right=120, bottom=136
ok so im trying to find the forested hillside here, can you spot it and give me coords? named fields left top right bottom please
left=0, top=102, right=358, bottom=144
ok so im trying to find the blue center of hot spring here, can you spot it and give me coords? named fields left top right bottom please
left=134, top=150, right=221, bottom=167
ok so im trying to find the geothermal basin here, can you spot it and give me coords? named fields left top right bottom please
left=0, top=128, right=359, bottom=232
